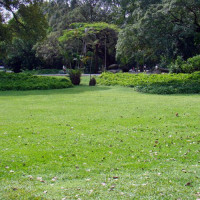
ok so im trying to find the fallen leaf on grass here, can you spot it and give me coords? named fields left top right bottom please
left=52, top=177, right=57, bottom=182
left=89, top=190, right=93, bottom=194
left=142, top=183, right=147, bottom=186
left=185, top=182, right=192, bottom=187
left=196, top=192, right=200, bottom=197
left=28, top=175, right=33, bottom=180
left=37, top=177, right=45, bottom=182
left=37, top=177, right=42, bottom=181
left=182, top=169, right=187, bottom=173
left=109, top=185, right=115, bottom=191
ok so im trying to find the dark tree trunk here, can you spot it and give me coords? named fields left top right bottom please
left=95, top=44, right=99, bottom=73
left=140, top=65, right=144, bottom=72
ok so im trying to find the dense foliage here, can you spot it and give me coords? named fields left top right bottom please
left=116, top=0, right=200, bottom=69
left=59, top=22, right=119, bottom=73
left=169, top=55, right=200, bottom=74
left=1, top=0, right=200, bottom=73
left=68, top=69, right=82, bottom=85
left=98, top=72, right=200, bottom=94
left=0, top=0, right=48, bottom=72
left=0, top=72, right=73, bottom=90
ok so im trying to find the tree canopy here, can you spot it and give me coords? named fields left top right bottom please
left=58, top=22, right=119, bottom=73
left=1, top=0, right=200, bottom=72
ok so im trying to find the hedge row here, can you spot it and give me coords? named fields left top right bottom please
left=98, top=72, right=200, bottom=94
left=0, top=72, right=73, bottom=91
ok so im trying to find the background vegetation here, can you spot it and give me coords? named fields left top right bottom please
left=1, top=0, right=200, bottom=73
left=0, top=2, right=200, bottom=199
left=98, top=72, right=200, bottom=94
left=0, top=72, right=72, bottom=90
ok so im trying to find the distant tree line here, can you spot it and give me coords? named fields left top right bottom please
left=0, top=0, right=200, bottom=73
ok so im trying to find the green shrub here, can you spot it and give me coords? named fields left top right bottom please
left=98, top=72, right=200, bottom=94
left=0, top=72, right=73, bottom=91
left=168, top=56, right=185, bottom=73
left=186, top=55, right=200, bottom=72
left=89, top=77, right=96, bottom=86
left=169, top=55, right=200, bottom=73
left=68, top=69, right=82, bottom=85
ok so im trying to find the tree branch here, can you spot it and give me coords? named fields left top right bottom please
left=185, top=5, right=200, bottom=31
left=0, top=1, right=26, bottom=29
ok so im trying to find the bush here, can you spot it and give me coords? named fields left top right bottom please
left=186, top=55, right=200, bottom=72
left=168, top=56, right=185, bottom=73
left=68, top=69, right=82, bottom=85
left=98, top=72, right=200, bottom=94
left=0, top=72, right=73, bottom=91
left=169, top=55, right=200, bottom=73
left=89, top=77, right=96, bottom=86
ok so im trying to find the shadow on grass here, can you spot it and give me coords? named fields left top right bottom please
left=0, top=85, right=111, bottom=97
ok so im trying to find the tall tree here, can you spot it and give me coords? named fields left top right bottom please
left=116, top=0, right=200, bottom=68
left=59, top=22, right=119, bottom=73
left=0, top=0, right=48, bottom=72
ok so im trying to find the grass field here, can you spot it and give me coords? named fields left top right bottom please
left=0, top=77, right=200, bottom=199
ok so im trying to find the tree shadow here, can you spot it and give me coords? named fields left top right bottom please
left=0, top=85, right=111, bottom=97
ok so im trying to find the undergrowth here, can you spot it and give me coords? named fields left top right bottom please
left=0, top=72, right=73, bottom=91
left=98, top=72, right=200, bottom=94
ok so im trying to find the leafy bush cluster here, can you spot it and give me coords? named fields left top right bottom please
left=89, top=77, right=96, bottom=86
left=169, top=55, right=200, bottom=73
left=68, top=69, right=82, bottom=85
left=98, top=72, right=200, bottom=94
left=0, top=72, right=73, bottom=91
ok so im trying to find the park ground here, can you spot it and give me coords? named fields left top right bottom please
left=0, top=77, right=200, bottom=199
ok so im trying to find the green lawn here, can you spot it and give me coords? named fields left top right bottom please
left=0, top=79, right=200, bottom=199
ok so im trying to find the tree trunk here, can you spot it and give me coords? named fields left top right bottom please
left=105, top=35, right=107, bottom=70
left=95, top=44, right=99, bottom=73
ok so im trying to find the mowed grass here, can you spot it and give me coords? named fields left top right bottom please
left=0, top=78, right=200, bottom=199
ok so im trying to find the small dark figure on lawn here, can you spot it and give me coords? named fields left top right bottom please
left=89, top=77, right=96, bottom=86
